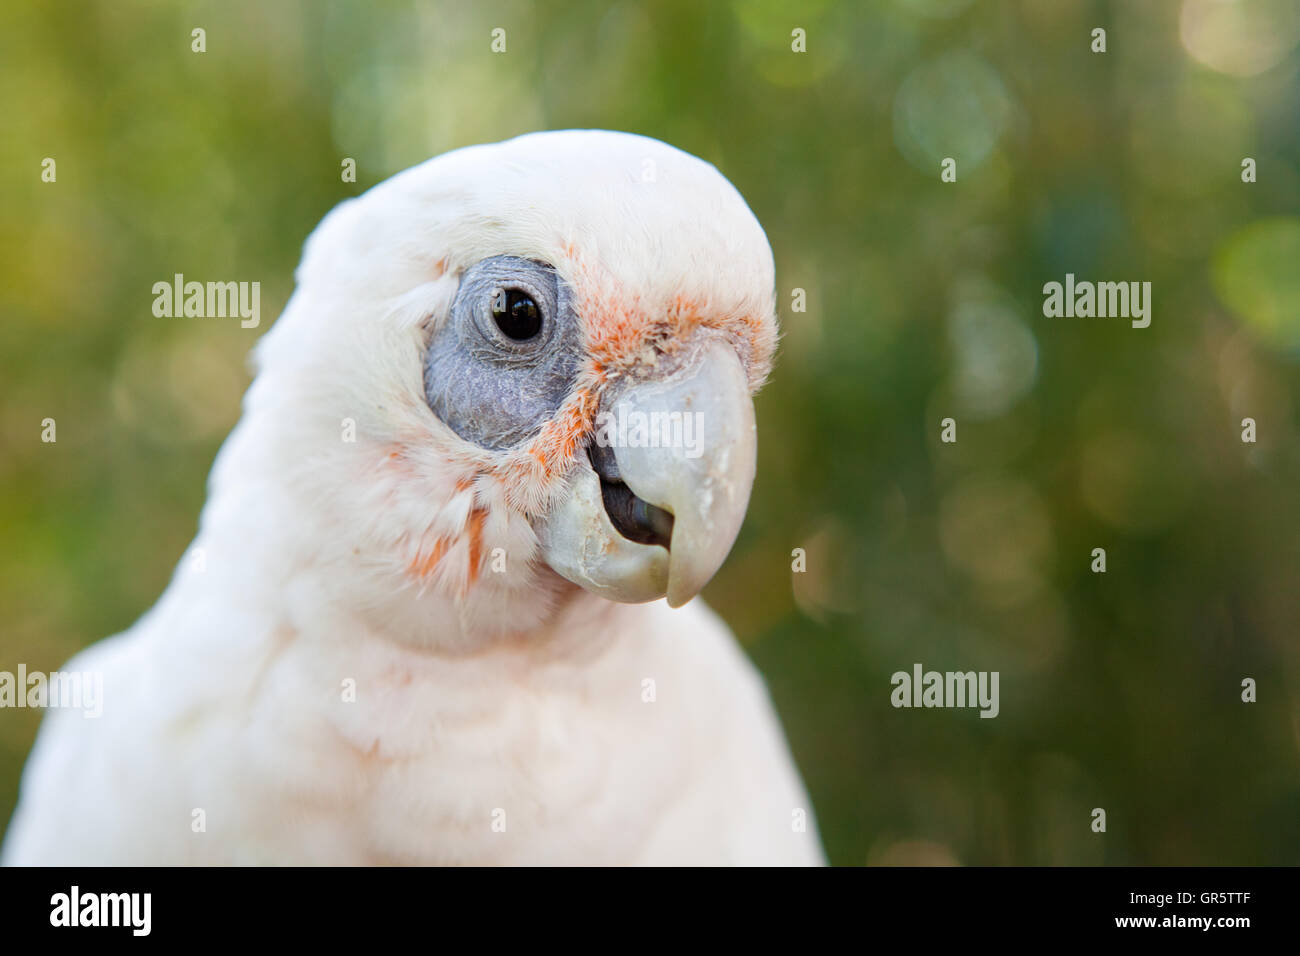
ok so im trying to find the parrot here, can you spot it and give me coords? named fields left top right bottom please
left=3, top=130, right=825, bottom=866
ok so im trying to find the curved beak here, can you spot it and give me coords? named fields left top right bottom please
left=533, top=339, right=757, bottom=608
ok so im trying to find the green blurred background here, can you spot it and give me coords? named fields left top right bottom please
left=2, top=0, right=1299, bottom=865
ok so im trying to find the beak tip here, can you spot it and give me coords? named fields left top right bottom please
left=664, top=572, right=697, bottom=608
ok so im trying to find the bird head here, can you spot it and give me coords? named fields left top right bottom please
left=224, top=130, right=777, bottom=641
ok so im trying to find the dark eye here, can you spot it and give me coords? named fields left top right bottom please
left=491, top=288, right=543, bottom=341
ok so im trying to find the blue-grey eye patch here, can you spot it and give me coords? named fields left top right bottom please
left=424, top=255, right=582, bottom=450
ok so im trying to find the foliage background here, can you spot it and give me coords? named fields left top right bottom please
left=2, top=0, right=1299, bottom=864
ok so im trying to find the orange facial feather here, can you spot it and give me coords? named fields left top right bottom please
left=465, top=508, right=486, bottom=588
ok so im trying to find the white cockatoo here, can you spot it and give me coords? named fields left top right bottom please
left=3, top=130, right=824, bottom=865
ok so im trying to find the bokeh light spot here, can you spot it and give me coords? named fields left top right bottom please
left=1181, top=0, right=1300, bottom=77
left=1212, top=217, right=1300, bottom=353
left=893, top=51, right=1013, bottom=174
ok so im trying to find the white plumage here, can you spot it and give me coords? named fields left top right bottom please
left=3, top=130, right=824, bottom=865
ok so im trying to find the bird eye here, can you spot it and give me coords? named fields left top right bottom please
left=491, top=288, right=543, bottom=341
